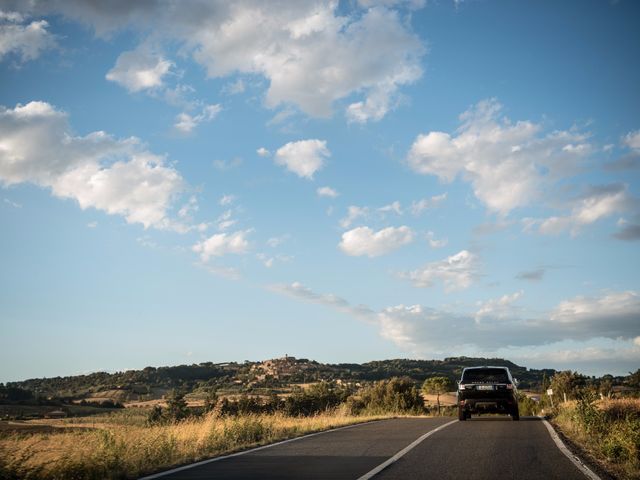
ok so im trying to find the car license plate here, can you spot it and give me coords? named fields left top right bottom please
left=477, top=385, right=494, bottom=390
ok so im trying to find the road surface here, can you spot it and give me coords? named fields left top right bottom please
left=142, top=417, right=595, bottom=479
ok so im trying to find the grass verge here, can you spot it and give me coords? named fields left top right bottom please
left=0, top=409, right=390, bottom=479
left=550, top=397, right=640, bottom=480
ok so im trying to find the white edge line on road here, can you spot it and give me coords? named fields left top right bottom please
left=138, top=419, right=384, bottom=480
left=539, top=416, right=601, bottom=480
left=356, top=419, right=458, bottom=480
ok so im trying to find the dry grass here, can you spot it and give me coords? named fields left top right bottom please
left=0, top=409, right=389, bottom=480
left=552, top=398, right=640, bottom=480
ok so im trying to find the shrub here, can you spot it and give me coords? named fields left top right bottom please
left=349, top=377, right=424, bottom=415
left=283, top=383, right=349, bottom=416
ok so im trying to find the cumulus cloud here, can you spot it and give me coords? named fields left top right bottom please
left=274, top=139, right=329, bottom=179
left=106, top=48, right=173, bottom=92
left=401, top=250, right=478, bottom=291
left=15, top=1, right=425, bottom=121
left=192, top=230, right=251, bottom=262
left=407, top=99, right=593, bottom=215
left=524, top=183, right=634, bottom=236
left=0, top=101, right=189, bottom=230
left=269, top=282, right=640, bottom=363
left=475, top=291, right=523, bottom=324
left=317, top=186, right=339, bottom=198
left=0, top=10, right=56, bottom=63
left=174, top=104, right=221, bottom=134
left=339, top=225, right=414, bottom=257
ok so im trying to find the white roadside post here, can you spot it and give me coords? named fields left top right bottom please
left=547, top=388, right=554, bottom=408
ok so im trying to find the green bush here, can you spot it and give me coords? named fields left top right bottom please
left=283, top=383, right=349, bottom=416
left=348, top=377, right=424, bottom=415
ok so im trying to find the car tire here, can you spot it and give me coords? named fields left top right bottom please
left=458, top=407, right=466, bottom=421
left=511, top=407, right=520, bottom=421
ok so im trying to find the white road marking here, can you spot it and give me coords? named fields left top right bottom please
left=138, top=419, right=383, bottom=479
left=356, top=419, right=458, bottom=480
left=539, top=416, right=601, bottom=480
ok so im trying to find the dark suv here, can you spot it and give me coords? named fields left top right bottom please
left=456, top=366, right=519, bottom=421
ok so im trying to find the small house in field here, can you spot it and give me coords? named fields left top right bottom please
left=44, top=410, right=67, bottom=419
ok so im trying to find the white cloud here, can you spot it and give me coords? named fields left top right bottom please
left=219, top=194, right=235, bottom=206
left=178, top=195, right=198, bottom=218
left=222, top=78, right=245, bottom=95
left=256, top=147, right=271, bottom=157
left=526, top=183, right=634, bottom=236
left=407, top=99, right=592, bottom=215
left=213, top=157, right=243, bottom=171
left=192, top=230, right=251, bottom=262
left=340, top=206, right=369, bottom=228
left=21, top=2, right=425, bottom=121
left=378, top=200, right=403, bottom=215
left=317, top=186, right=339, bottom=198
left=3, top=197, right=21, bottom=208
left=268, top=281, right=375, bottom=320
left=174, top=104, right=221, bottom=134
left=475, top=291, right=523, bottom=324
left=623, top=130, right=640, bottom=151
left=87, top=221, right=98, bottom=228
left=0, top=11, right=56, bottom=63
left=551, top=290, right=640, bottom=326
left=410, top=193, right=446, bottom=215
left=267, top=234, right=290, bottom=248
left=339, top=225, right=414, bottom=257
left=256, top=253, right=274, bottom=268
left=274, top=139, right=329, bottom=179
left=106, top=47, right=173, bottom=92
left=426, top=231, right=447, bottom=248
left=0, top=101, right=189, bottom=230
left=402, top=250, right=478, bottom=291
left=269, top=282, right=640, bottom=368
left=216, top=209, right=237, bottom=231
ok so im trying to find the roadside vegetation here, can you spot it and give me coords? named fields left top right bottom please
left=0, top=378, right=426, bottom=480
left=539, top=369, right=640, bottom=480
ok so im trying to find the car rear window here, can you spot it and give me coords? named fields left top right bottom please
left=462, top=368, right=510, bottom=383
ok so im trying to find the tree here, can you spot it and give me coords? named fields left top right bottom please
left=147, top=405, right=164, bottom=425
left=550, top=371, right=585, bottom=402
left=422, top=376, right=452, bottom=415
left=165, top=389, right=189, bottom=421
left=203, top=388, right=218, bottom=413
left=626, top=369, right=640, bottom=389
left=354, top=377, right=423, bottom=415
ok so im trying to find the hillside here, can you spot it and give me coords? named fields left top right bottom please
left=3, top=356, right=557, bottom=406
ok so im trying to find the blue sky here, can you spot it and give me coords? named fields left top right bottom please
left=1, top=0, right=639, bottom=382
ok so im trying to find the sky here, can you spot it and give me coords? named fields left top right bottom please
left=1, top=0, right=639, bottom=382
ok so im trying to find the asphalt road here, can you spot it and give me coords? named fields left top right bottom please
left=145, top=417, right=592, bottom=480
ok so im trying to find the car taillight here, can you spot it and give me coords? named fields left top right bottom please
left=506, top=384, right=513, bottom=389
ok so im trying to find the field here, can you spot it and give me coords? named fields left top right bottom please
left=0, top=408, right=390, bottom=480
left=551, top=397, right=640, bottom=480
